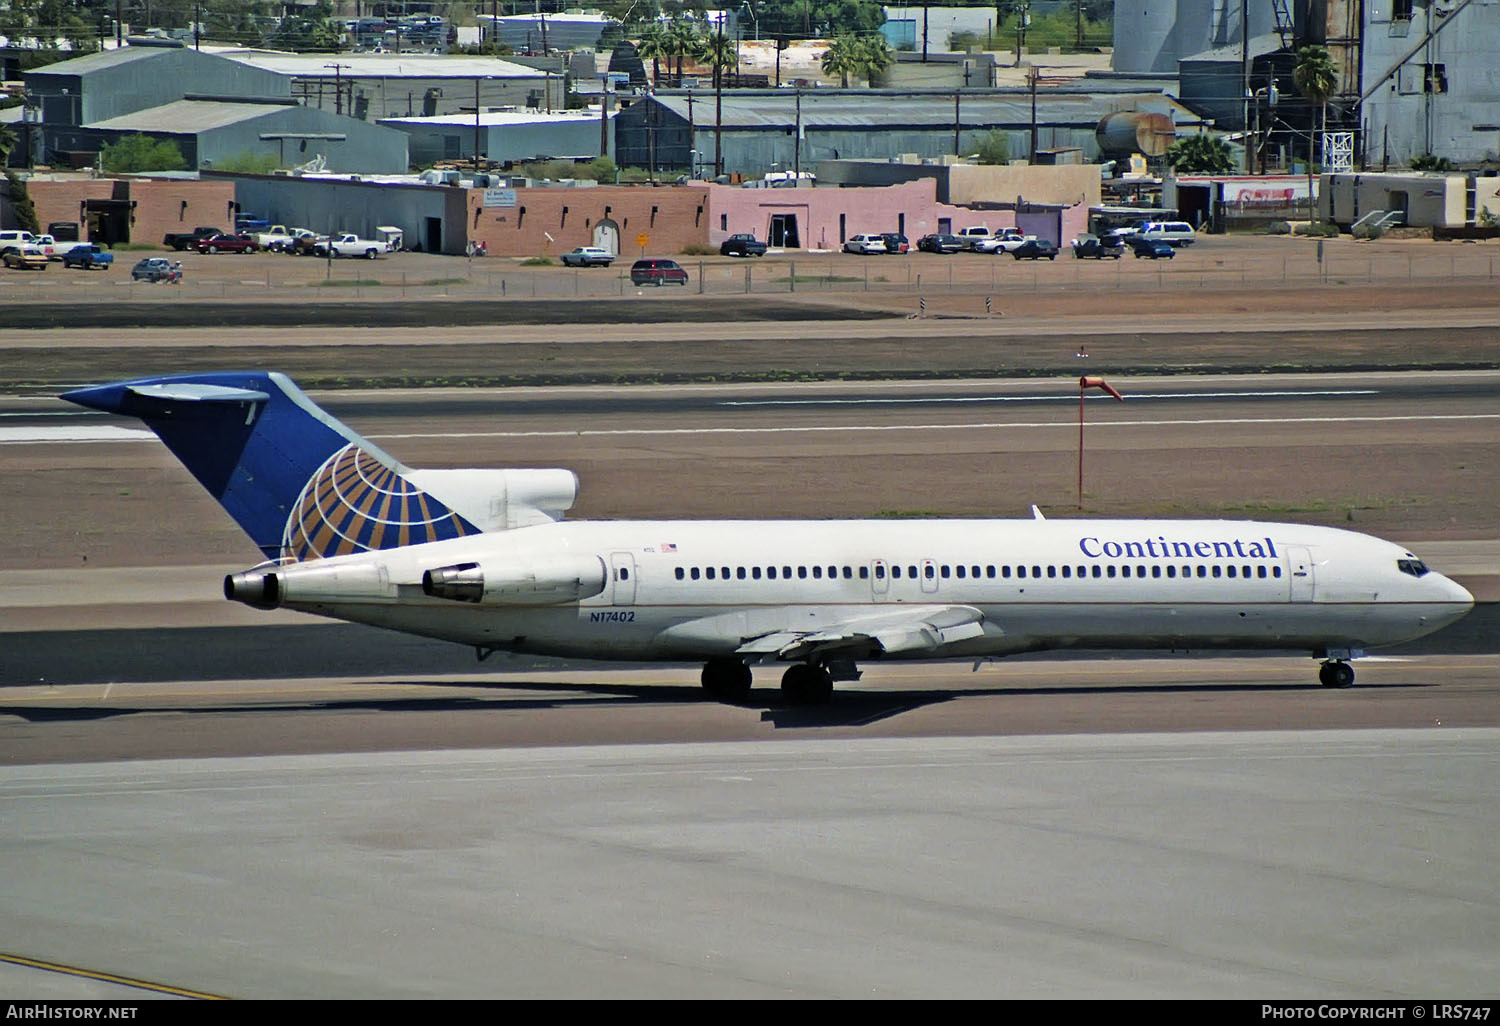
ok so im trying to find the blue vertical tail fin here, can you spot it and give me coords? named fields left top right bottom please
left=62, top=372, right=479, bottom=562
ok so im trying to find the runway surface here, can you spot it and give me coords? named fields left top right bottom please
left=4, top=731, right=1497, bottom=998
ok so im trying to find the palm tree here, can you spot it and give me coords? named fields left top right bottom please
left=699, top=25, right=738, bottom=89
left=666, top=17, right=703, bottom=87
left=635, top=22, right=671, bottom=88
left=1294, top=44, right=1338, bottom=220
left=854, top=35, right=894, bottom=86
left=820, top=35, right=861, bottom=88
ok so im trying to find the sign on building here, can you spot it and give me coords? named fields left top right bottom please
left=482, top=188, right=517, bottom=208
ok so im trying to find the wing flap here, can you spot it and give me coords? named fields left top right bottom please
left=736, top=605, right=990, bottom=661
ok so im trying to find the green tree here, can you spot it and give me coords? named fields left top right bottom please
left=854, top=34, right=893, bottom=85
left=1164, top=133, right=1234, bottom=174
left=635, top=22, right=672, bottom=87
left=666, top=16, right=704, bottom=86
left=974, top=129, right=1011, bottom=165
left=819, top=34, right=860, bottom=86
left=1294, top=44, right=1337, bottom=218
left=100, top=134, right=188, bottom=173
left=700, top=26, right=738, bottom=89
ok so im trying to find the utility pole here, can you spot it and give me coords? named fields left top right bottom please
left=714, top=14, right=724, bottom=177
left=325, top=63, right=351, bottom=116
left=1241, top=0, right=1251, bottom=173
left=600, top=74, right=610, bottom=160
left=793, top=87, right=801, bottom=179
left=474, top=78, right=482, bottom=170
left=1028, top=65, right=1038, bottom=161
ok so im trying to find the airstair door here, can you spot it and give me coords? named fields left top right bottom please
left=610, top=552, right=637, bottom=605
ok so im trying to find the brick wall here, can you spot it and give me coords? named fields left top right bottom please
left=466, top=184, right=712, bottom=258
left=24, top=177, right=237, bottom=246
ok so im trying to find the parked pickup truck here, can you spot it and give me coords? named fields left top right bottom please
left=31, top=234, right=90, bottom=260
left=254, top=225, right=310, bottom=252
left=62, top=244, right=114, bottom=269
left=719, top=233, right=767, bottom=257
left=315, top=233, right=390, bottom=259
left=163, top=226, right=224, bottom=251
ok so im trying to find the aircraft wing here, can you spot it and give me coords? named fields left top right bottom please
left=736, top=605, right=989, bottom=662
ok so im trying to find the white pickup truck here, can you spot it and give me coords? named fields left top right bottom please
left=32, top=234, right=91, bottom=261
left=316, top=232, right=391, bottom=260
left=254, top=225, right=309, bottom=252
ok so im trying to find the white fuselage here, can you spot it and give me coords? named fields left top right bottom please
left=246, top=518, right=1474, bottom=664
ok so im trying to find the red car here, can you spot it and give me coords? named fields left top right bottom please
left=194, top=233, right=259, bottom=254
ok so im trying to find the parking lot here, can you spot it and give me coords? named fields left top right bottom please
left=1, top=231, right=1496, bottom=306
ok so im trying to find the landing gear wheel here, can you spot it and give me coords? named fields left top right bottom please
left=1319, top=661, right=1355, bottom=688
left=781, top=663, right=833, bottom=705
left=701, top=657, right=752, bottom=703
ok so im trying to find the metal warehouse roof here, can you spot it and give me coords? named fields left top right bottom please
left=87, top=99, right=298, bottom=133
left=645, top=89, right=1194, bottom=129
left=379, top=110, right=608, bottom=127
left=213, top=49, right=545, bottom=80
left=21, top=45, right=173, bottom=77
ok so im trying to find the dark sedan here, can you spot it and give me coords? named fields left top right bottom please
left=1130, top=237, right=1176, bottom=259
left=1010, top=238, right=1060, bottom=261
left=916, top=233, right=965, bottom=254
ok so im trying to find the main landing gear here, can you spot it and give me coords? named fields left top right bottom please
left=1318, top=660, right=1356, bottom=689
left=700, top=657, right=753, bottom=703
left=699, top=659, right=836, bottom=705
left=780, top=663, right=834, bottom=705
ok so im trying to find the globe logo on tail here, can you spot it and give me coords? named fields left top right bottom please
left=282, top=444, right=478, bottom=561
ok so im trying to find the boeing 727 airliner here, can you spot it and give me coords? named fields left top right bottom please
left=63, top=372, right=1474, bottom=704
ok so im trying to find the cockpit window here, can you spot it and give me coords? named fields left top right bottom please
left=1396, top=558, right=1429, bottom=578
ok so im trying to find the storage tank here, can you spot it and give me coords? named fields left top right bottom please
left=1095, top=112, right=1176, bottom=158
left=1113, top=0, right=1178, bottom=74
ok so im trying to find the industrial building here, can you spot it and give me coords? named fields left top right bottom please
left=213, top=50, right=562, bottom=121
left=1113, top=0, right=1500, bottom=169
left=613, top=88, right=1201, bottom=180
left=379, top=109, right=610, bottom=166
left=14, top=41, right=408, bottom=173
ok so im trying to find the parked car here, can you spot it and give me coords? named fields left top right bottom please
left=131, top=257, right=183, bottom=282
left=880, top=233, right=910, bottom=254
left=163, top=226, right=224, bottom=251
left=2, top=247, right=48, bottom=270
left=720, top=234, right=767, bottom=257
left=194, top=232, right=259, bottom=254
left=1010, top=238, right=1060, bottom=261
left=974, top=228, right=1030, bottom=254
left=1130, top=237, right=1176, bottom=259
left=561, top=246, right=615, bottom=267
left=630, top=258, right=689, bottom=286
left=955, top=226, right=993, bottom=250
left=842, top=234, right=887, bottom=254
left=315, top=232, right=390, bottom=259
left=1136, top=220, right=1197, bottom=247
left=1071, top=233, right=1125, bottom=259
left=62, top=244, right=114, bottom=270
left=916, top=233, right=965, bottom=254
left=0, top=229, right=39, bottom=256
